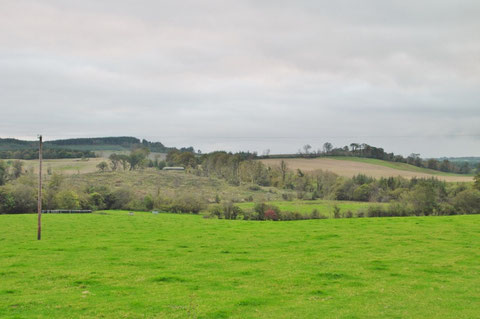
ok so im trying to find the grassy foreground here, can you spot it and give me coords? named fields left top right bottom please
left=1, top=212, right=480, bottom=318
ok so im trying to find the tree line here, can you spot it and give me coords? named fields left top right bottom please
left=262, top=142, right=478, bottom=174
left=167, top=150, right=480, bottom=216
left=0, top=149, right=95, bottom=160
left=0, top=136, right=195, bottom=158
left=2, top=148, right=480, bottom=218
left=1, top=156, right=479, bottom=218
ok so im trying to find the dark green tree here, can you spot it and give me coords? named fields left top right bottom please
left=474, top=172, right=480, bottom=191
left=12, top=160, right=23, bottom=179
left=0, top=160, right=7, bottom=185
left=128, top=148, right=150, bottom=170
left=97, top=161, right=109, bottom=172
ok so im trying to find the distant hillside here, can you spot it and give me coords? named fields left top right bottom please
left=260, top=157, right=474, bottom=183
left=0, top=136, right=193, bottom=159
left=437, top=157, right=480, bottom=165
left=261, top=142, right=478, bottom=175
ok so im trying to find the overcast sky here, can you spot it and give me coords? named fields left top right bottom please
left=1, top=0, right=479, bottom=157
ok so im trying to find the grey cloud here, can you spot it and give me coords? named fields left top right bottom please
left=0, top=0, right=479, bottom=157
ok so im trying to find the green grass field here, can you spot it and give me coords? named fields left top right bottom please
left=1, top=212, right=479, bottom=318
left=235, top=200, right=384, bottom=217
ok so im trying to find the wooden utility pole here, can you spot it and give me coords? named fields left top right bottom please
left=37, top=135, right=43, bottom=240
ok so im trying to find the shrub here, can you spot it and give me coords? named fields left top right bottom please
left=126, top=199, right=147, bottom=211
left=232, top=206, right=244, bottom=220
left=334, top=178, right=355, bottom=200
left=367, top=205, right=389, bottom=218
left=253, top=203, right=280, bottom=220
left=387, top=202, right=410, bottom=217
left=0, top=161, right=8, bottom=186
left=388, top=188, right=408, bottom=201
left=242, top=209, right=254, bottom=220
left=436, top=202, right=456, bottom=216
left=254, top=203, right=267, bottom=220
left=293, top=212, right=304, bottom=220
left=310, top=209, right=327, bottom=219
left=170, top=195, right=205, bottom=214
left=344, top=210, right=353, bottom=218
left=333, top=205, right=341, bottom=218
left=209, top=204, right=223, bottom=219
left=143, top=194, right=154, bottom=210
left=221, top=202, right=243, bottom=220
left=264, top=209, right=278, bottom=221
left=111, top=188, right=134, bottom=209
left=302, top=192, right=314, bottom=200
left=352, top=184, right=372, bottom=202
left=153, top=195, right=172, bottom=212
left=8, top=182, right=37, bottom=213
left=96, top=161, right=109, bottom=172
left=0, top=187, right=15, bottom=214
left=474, top=172, right=480, bottom=190
left=87, top=186, right=114, bottom=209
left=55, top=190, right=81, bottom=210
left=453, top=189, right=480, bottom=215
left=277, top=211, right=293, bottom=221
left=401, top=184, right=437, bottom=216
left=89, top=192, right=105, bottom=210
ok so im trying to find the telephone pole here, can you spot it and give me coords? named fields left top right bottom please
left=37, top=135, right=43, bottom=240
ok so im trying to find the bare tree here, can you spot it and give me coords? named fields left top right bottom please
left=323, top=142, right=333, bottom=154
left=303, top=144, right=312, bottom=154
left=279, top=160, right=288, bottom=183
left=350, top=143, right=359, bottom=152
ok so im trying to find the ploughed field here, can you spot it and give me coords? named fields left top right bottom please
left=260, top=157, right=473, bottom=182
left=1, top=212, right=480, bottom=318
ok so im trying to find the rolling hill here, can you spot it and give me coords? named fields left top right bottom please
left=260, top=156, right=473, bottom=182
left=0, top=137, right=186, bottom=153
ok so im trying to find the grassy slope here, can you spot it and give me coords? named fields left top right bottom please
left=235, top=200, right=385, bottom=217
left=1, top=212, right=479, bottom=318
left=62, top=169, right=289, bottom=203
left=330, top=156, right=472, bottom=177
left=20, top=156, right=168, bottom=176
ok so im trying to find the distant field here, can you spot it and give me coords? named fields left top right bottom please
left=94, top=151, right=166, bottom=161
left=19, top=154, right=166, bottom=175
left=260, top=157, right=473, bottom=182
left=21, top=158, right=106, bottom=175
left=235, top=200, right=385, bottom=217
left=1, top=212, right=479, bottom=318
